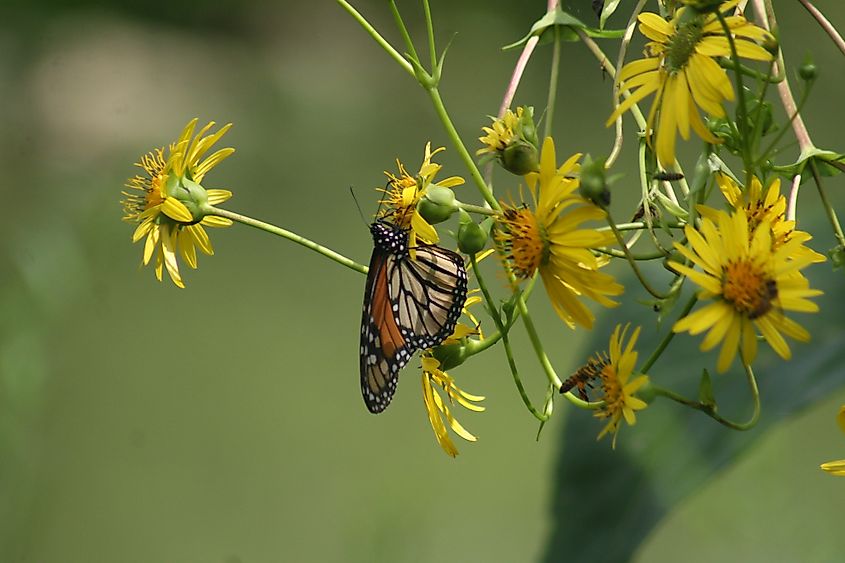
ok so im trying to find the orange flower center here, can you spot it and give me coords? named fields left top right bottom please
left=498, top=206, right=549, bottom=279
left=722, top=259, right=778, bottom=319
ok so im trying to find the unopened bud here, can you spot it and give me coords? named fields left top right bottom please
left=418, top=185, right=457, bottom=224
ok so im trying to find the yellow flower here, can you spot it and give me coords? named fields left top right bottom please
left=606, top=1, right=774, bottom=165
left=122, top=119, right=235, bottom=287
left=593, top=324, right=650, bottom=449
left=701, top=173, right=827, bottom=264
left=820, top=405, right=845, bottom=476
left=477, top=107, right=524, bottom=156
left=421, top=355, right=485, bottom=457
left=379, top=143, right=464, bottom=249
left=669, top=208, right=823, bottom=372
left=496, top=137, right=623, bottom=329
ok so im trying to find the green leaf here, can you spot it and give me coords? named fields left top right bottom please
left=600, top=0, right=622, bottom=29
left=503, top=7, right=625, bottom=51
left=541, top=250, right=844, bottom=562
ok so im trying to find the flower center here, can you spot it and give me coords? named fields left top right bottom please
left=498, top=207, right=550, bottom=279
left=665, top=11, right=704, bottom=73
left=721, top=259, right=778, bottom=318
left=598, top=363, right=624, bottom=416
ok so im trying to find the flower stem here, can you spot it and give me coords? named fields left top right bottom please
left=716, top=11, right=753, bottom=182
left=427, top=87, right=499, bottom=210
left=797, top=0, right=845, bottom=57
left=640, top=294, right=697, bottom=374
left=605, top=211, right=669, bottom=299
left=651, top=360, right=760, bottom=431
left=335, top=0, right=414, bottom=77
left=204, top=205, right=368, bottom=275
left=544, top=24, right=561, bottom=140
left=809, top=160, right=845, bottom=249
left=456, top=201, right=500, bottom=217
left=470, top=255, right=549, bottom=421
left=388, top=0, right=421, bottom=66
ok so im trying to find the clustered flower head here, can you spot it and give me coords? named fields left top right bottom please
left=378, top=143, right=464, bottom=250
left=669, top=207, right=823, bottom=372
left=122, top=118, right=235, bottom=287
left=477, top=106, right=540, bottom=175
left=607, top=0, right=774, bottom=165
left=593, top=324, right=650, bottom=448
left=496, top=137, right=623, bottom=329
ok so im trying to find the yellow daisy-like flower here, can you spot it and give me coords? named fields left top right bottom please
left=122, top=119, right=235, bottom=287
left=701, top=173, right=827, bottom=264
left=606, top=1, right=774, bottom=165
left=477, top=107, right=524, bottom=156
left=820, top=405, right=845, bottom=476
left=421, top=355, right=485, bottom=457
left=379, top=142, right=464, bottom=248
left=669, top=208, right=823, bottom=372
left=593, top=324, right=650, bottom=449
left=496, top=137, right=623, bottom=329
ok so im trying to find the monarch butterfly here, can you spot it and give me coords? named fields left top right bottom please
left=360, top=220, right=468, bottom=413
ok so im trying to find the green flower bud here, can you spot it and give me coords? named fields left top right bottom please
left=168, top=176, right=208, bottom=223
left=636, top=378, right=656, bottom=404
left=431, top=342, right=469, bottom=371
left=517, top=106, right=539, bottom=148
left=578, top=155, right=611, bottom=207
left=418, top=185, right=458, bottom=224
left=457, top=210, right=490, bottom=255
left=762, top=34, right=779, bottom=57
left=502, top=140, right=540, bottom=176
left=799, top=61, right=818, bottom=82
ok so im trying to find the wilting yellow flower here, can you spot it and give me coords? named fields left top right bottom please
left=593, top=324, right=650, bottom=449
left=701, top=173, right=827, bottom=264
left=421, top=354, right=485, bottom=457
left=669, top=208, right=822, bottom=372
left=122, top=119, right=235, bottom=287
left=820, top=406, right=845, bottom=476
left=478, top=107, right=524, bottom=156
left=379, top=143, right=464, bottom=248
left=496, top=137, right=623, bottom=329
left=607, top=1, right=774, bottom=165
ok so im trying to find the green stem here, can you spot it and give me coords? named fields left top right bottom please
left=595, top=247, right=667, bottom=260
left=597, top=221, right=686, bottom=232
left=427, top=87, right=499, bottom=210
left=809, top=160, right=845, bottom=248
left=716, top=11, right=753, bottom=183
left=388, top=0, right=421, bottom=66
left=471, top=255, right=548, bottom=421
left=456, top=201, right=500, bottom=217
left=544, top=25, right=561, bottom=140
left=336, top=0, right=414, bottom=77
left=652, top=357, right=760, bottom=431
left=421, top=0, right=437, bottom=72
left=203, top=205, right=368, bottom=275
left=716, top=59, right=783, bottom=83
left=606, top=211, right=669, bottom=299
left=640, top=294, right=697, bottom=374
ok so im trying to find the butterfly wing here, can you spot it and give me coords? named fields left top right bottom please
left=360, top=225, right=468, bottom=414
left=360, top=249, right=415, bottom=413
left=390, top=244, right=468, bottom=350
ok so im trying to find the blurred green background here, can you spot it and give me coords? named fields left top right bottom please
left=1, top=1, right=844, bottom=562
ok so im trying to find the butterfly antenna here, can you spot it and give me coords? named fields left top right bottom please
left=349, top=187, right=370, bottom=227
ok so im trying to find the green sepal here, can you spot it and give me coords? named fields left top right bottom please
left=698, top=369, right=716, bottom=408
left=771, top=148, right=845, bottom=181
left=502, top=7, right=625, bottom=51
left=599, top=0, right=622, bottom=29
left=431, top=341, right=469, bottom=372
left=418, top=186, right=457, bottom=224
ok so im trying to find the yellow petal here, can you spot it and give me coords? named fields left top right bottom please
left=161, top=198, right=194, bottom=222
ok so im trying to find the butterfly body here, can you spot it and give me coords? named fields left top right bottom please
left=360, top=221, right=467, bottom=413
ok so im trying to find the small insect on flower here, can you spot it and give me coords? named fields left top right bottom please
left=359, top=218, right=468, bottom=414
left=561, top=353, right=607, bottom=402
left=653, top=171, right=685, bottom=182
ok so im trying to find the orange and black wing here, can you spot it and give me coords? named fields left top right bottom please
left=360, top=250, right=415, bottom=413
